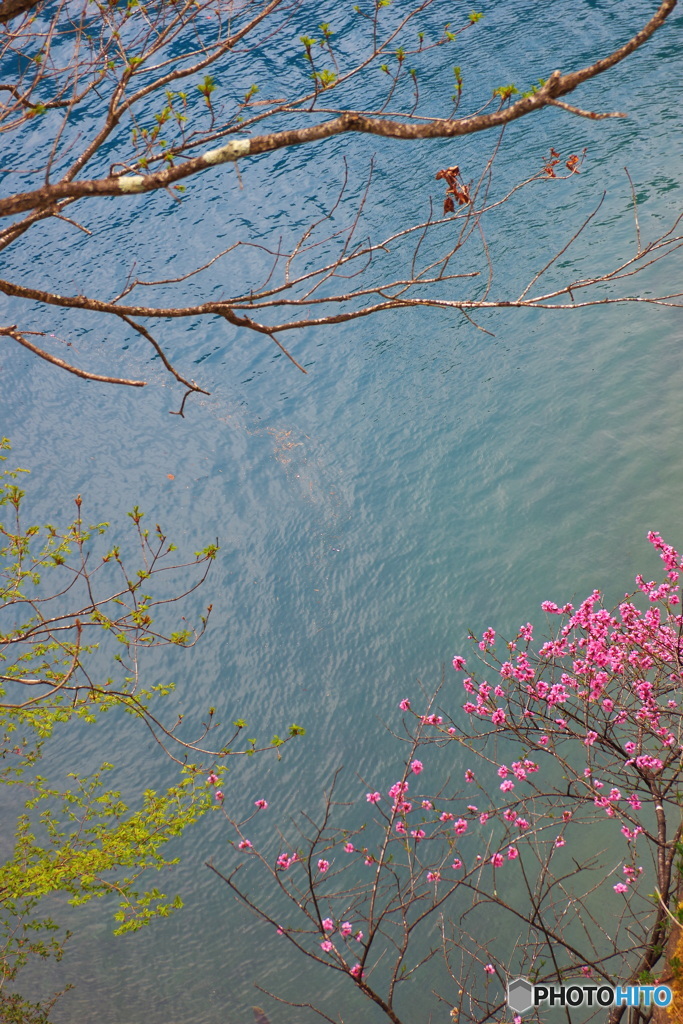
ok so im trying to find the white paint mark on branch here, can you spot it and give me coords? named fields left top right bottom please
left=203, top=138, right=251, bottom=165
left=117, top=175, right=147, bottom=192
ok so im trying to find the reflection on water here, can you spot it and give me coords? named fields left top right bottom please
left=1, top=1, right=682, bottom=1021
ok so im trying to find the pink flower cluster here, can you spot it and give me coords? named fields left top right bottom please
left=264, top=533, right=683, bottom=974
left=479, top=628, right=496, bottom=650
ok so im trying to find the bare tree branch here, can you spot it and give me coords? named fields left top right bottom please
left=0, top=325, right=147, bottom=386
left=0, top=0, right=678, bottom=408
left=0, top=2, right=675, bottom=216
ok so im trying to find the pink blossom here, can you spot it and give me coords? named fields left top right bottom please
left=410, top=760, right=424, bottom=775
left=344, top=842, right=354, bottom=853
left=507, top=846, right=519, bottom=860
left=452, top=858, right=463, bottom=869
left=479, top=813, right=489, bottom=824
left=454, top=818, right=468, bottom=835
left=366, top=791, right=381, bottom=804
left=491, top=853, right=504, bottom=867
left=215, top=790, right=224, bottom=802
left=276, top=927, right=284, bottom=935
left=421, top=714, right=443, bottom=725
left=237, top=839, right=252, bottom=851
left=554, top=836, right=565, bottom=848
left=537, top=735, right=549, bottom=746
left=276, top=852, right=297, bottom=871
left=484, top=964, right=496, bottom=975
left=395, top=821, right=407, bottom=834
left=634, top=754, right=663, bottom=773
left=627, top=793, right=642, bottom=810
left=500, top=780, right=514, bottom=792
left=427, top=870, right=441, bottom=882
left=422, top=800, right=434, bottom=810
left=613, top=883, right=629, bottom=894
left=399, top=698, right=411, bottom=711
left=350, top=963, right=364, bottom=979
left=410, top=829, right=426, bottom=841
left=440, top=812, right=454, bottom=822
left=491, top=708, right=506, bottom=725
left=254, top=799, right=268, bottom=810
left=497, top=765, right=509, bottom=778
left=464, top=769, right=475, bottom=783
left=318, top=859, right=330, bottom=873
left=355, top=930, right=364, bottom=942
left=364, top=856, right=374, bottom=866
left=388, top=781, right=409, bottom=800
left=320, top=940, right=334, bottom=952
left=322, top=918, right=334, bottom=932
left=340, top=922, right=353, bottom=937
left=452, top=656, right=467, bottom=671
left=584, top=731, right=598, bottom=746
left=207, top=773, right=219, bottom=785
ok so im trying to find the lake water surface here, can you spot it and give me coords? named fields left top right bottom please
left=1, top=1, right=682, bottom=1021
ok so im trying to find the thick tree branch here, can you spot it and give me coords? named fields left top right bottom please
left=0, top=0, right=42, bottom=23
left=0, top=0, right=675, bottom=218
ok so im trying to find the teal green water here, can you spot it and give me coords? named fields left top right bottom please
left=1, top=2, right=682, bottom=1021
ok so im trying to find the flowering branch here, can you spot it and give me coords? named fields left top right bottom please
left=211, top=531, right=683, bottom=1023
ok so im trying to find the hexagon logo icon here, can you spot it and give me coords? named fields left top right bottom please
left=507, top=977, right=534, bottom=1016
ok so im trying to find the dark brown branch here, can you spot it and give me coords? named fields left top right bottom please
left=0, top=0, right=42, bottom=23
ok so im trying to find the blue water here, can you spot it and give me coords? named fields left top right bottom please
left=2, top=1, right=682, bottom=1021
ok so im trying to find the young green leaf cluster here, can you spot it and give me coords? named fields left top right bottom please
left=0, top=440, right=304, bottom=1017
